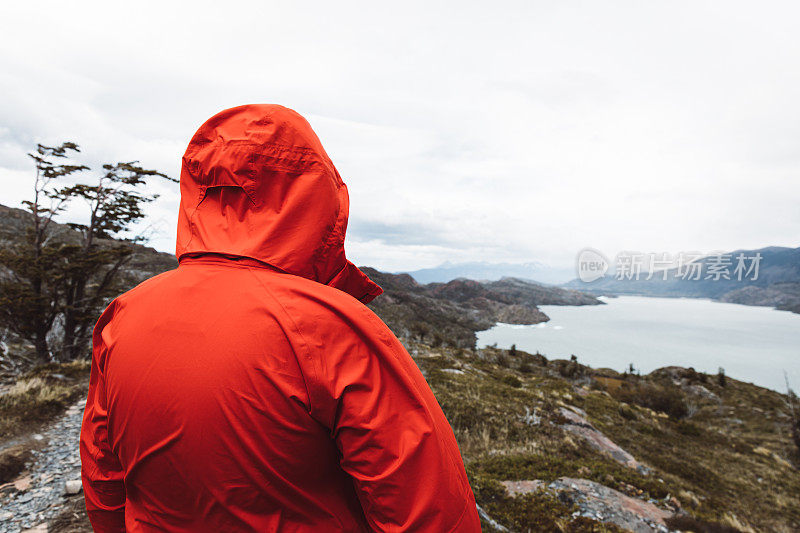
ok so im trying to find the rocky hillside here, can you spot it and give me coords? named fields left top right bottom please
left=0, top=204, right=177, bottom=288
left=415, top=344, right=800, bottom=532
left=719, top=282, right=800, bottom=314
left=363, top=268, right=602, bottom=348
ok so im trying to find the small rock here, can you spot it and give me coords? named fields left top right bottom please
left=501, top=479, right=545, bottom=496
left=520, top=407, right=541, bottom=426
left=14, top=475, right=32, bottom=492
left=64, top=479, right=82, bottom=495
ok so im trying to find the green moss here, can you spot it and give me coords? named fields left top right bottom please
left=674, top=419, right=702, bottom=437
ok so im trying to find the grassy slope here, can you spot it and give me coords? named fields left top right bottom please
left=411, top=343, right=800, bottom=532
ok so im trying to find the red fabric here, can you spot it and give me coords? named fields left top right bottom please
left=80, top=104, right=480, bottom=532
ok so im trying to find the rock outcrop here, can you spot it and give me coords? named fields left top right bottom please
left=558, top=406, right=650, bottom=474
left=502, top=477, right=674, bottom=533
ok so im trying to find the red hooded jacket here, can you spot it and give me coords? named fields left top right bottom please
left=80, top=104, right=481, bottom=532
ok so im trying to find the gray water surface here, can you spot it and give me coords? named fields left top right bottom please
left=476, top=296, right=800, bottom=392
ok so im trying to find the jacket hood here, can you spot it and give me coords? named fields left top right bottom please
left=176, top=104, right=382, bottom=303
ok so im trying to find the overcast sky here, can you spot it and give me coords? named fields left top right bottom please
left=1, top=1, right=798, bottom=272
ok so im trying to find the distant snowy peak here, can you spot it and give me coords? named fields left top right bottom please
left=400, top=261, right=574, bottom=285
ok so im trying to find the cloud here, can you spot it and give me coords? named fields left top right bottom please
left=1, top=0, right=799, bottom=271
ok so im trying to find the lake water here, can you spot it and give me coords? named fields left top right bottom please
left=476, top=296, right=800, bottom=392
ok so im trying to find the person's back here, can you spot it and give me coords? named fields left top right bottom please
left=80, top=104, right=481, bottom=532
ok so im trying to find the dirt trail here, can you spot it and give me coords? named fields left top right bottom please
left=0, top=399, right=85, bottom=533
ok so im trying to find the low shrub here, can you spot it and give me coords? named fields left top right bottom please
left=495, top=352, right=510, bottom=368
left=556, top=360, right=584, bottom=379
left=618, top=403, right=638, bottom=420
left=502, top=375, right=523, bottom=388
left=608, top=380, right=689, bottom=419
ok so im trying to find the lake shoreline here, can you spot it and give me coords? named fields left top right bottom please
left=477, top=295, right=800, bottom=393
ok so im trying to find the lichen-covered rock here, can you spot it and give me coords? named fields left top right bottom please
left=502, top=477, right=673, bottom=533
left=559, top=406, right=649, bottom=473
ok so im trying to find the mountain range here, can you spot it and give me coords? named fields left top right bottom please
left=563, top=246, right=800, bottom=314
left=393, top=248, right=800, bottom=315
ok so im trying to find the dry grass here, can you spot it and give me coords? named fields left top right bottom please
left=0, top=360, right=90, bottom=445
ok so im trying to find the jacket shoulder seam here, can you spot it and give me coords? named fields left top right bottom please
left=244, top=266, right=317, bottom=415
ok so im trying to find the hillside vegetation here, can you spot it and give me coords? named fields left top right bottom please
left=411, top=343, right=800, bottom=532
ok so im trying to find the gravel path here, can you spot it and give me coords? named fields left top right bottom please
left=0, top=399, right=85, bottom=533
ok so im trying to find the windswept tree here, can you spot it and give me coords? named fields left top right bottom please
left=0, top=143, right=86, bottom=363
left=0, top=142, right=174, bottom=364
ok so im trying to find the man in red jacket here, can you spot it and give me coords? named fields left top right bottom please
left=80, top=104, right=481, bottom=532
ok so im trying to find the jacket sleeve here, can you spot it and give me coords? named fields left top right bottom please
left=300, top=303, right=481, bottom=532
left=80, top=302, right=126, bottom=533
